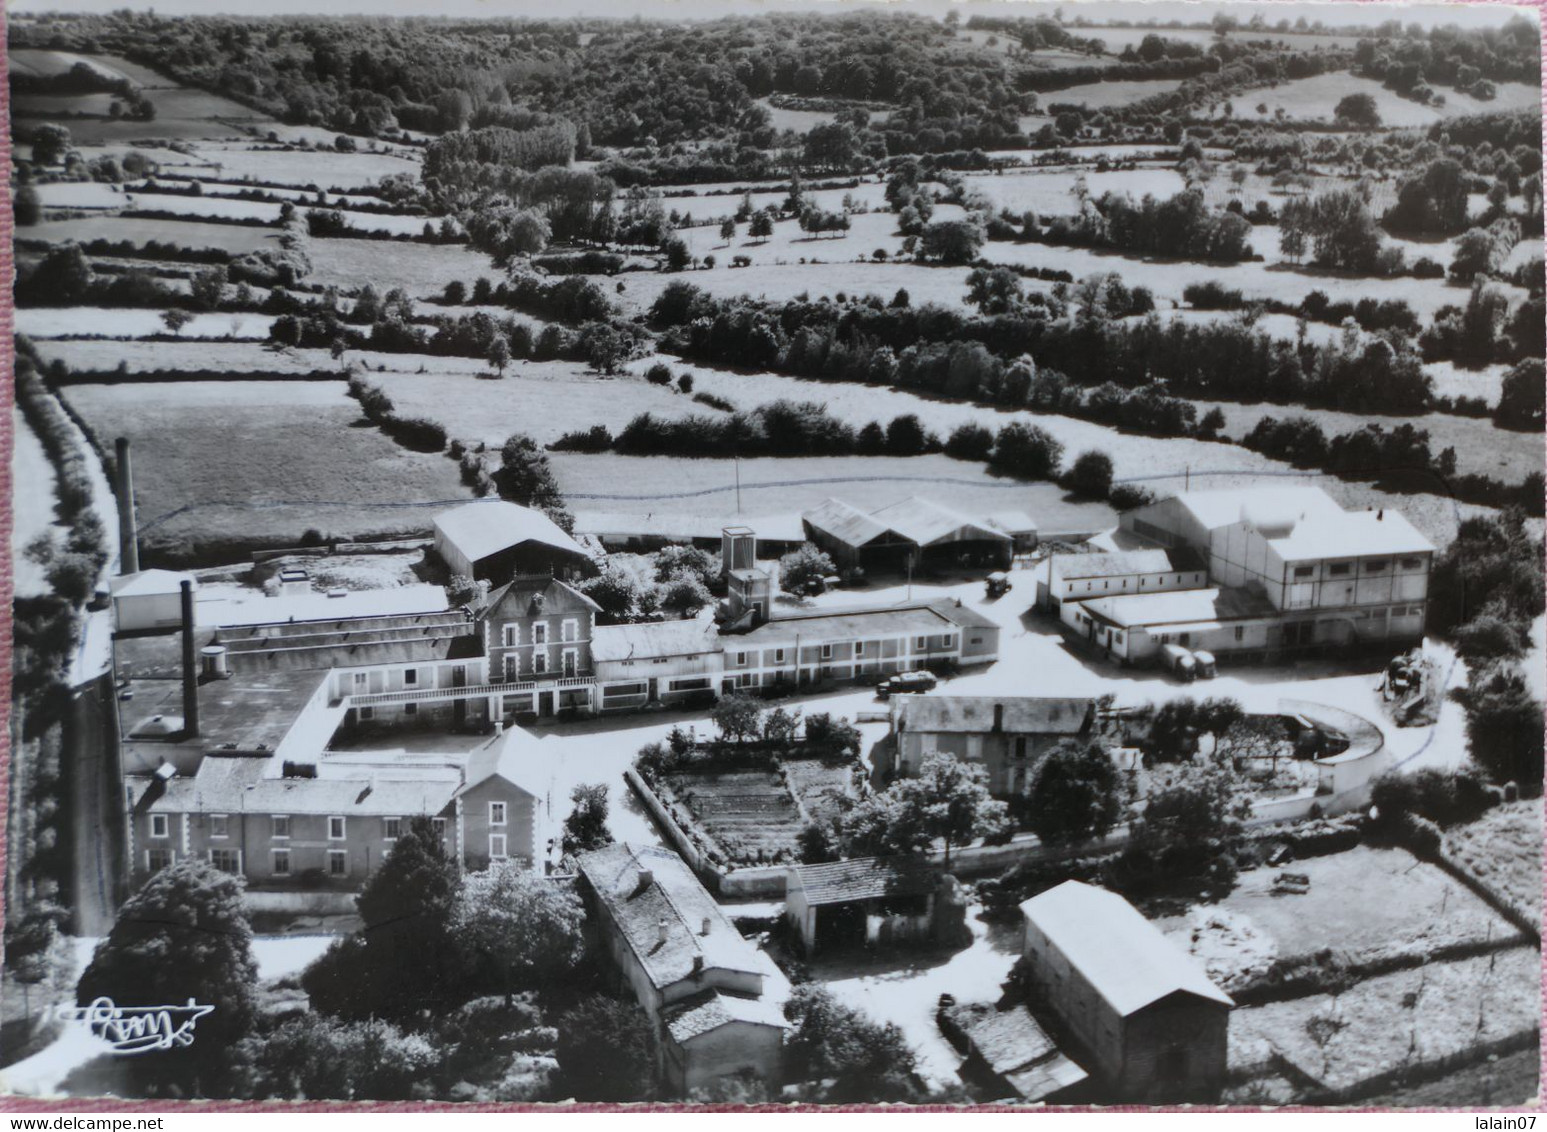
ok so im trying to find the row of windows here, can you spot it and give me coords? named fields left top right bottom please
left=500, top=619, right=581, bottom=648
left=503, top=648, right=581, bottom=680
left=148, top=809, right=503, bottom=842
left=731, top=635, right=955, bottom=667
left=1292, top=556, right=1425, bottom=580
left=150, top=831, right=510, bottom=878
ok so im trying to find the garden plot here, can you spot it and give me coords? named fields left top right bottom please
left=1156, top=846, right=1522, bottom=969
left=607, top=261, right=980, bottom=316
left=663, top=757, right=862, bottom=866
left=22, top=215, right=285, bottom=256
left=58, top=380, right=471, bottom=561
left=655, top=358, right=1500, bottom=549
left=1228, top=946, right=1539, bottom=1095
left=15, top=309, right=274, bottom=341
left=961, top=166, right=1186, bottom=217
left=1195, top=400, right=1544, bottom=483
left=978, top=239, right=1514, bottom=320
left=549, top=451, right=1116, bottom=535
left=307, top=236, right=497, bottom=296
left=369, top=364, right=703, bottom=447
left=182, top=143, right=422, bottom=192
left=1444, top=801, right=1543, bottom=926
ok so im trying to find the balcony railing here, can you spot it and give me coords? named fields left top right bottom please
left=339, top=673, right=595, bottom=707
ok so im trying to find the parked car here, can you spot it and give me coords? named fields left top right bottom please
left=1160, top=643, right=1197, bottom=682
left=984, top=571, right=1012, bottom=598
left=877, top=670, right=938, bottom=699
left=1192, top=649, right=1217, bottom=678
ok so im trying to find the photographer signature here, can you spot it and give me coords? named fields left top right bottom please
left=52, top=997, right=215, bottom=1055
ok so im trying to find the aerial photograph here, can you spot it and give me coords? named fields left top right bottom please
left=3, top=0, right=1543, bottom=1110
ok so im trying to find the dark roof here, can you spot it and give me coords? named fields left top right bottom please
left=788, top=856, right=937, bottom=907
left=576, top=843, right=766, bottom=990
left=119, top=668, right=324, bottom=758
left=896, top=695, right=1093, bottom=736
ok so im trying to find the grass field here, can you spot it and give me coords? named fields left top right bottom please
left=15, top=309, right=274, bottom=340
left=58, top=380, right=471, bottom=560
left=31, top=339, right=328, bottom=374
left=1197, top=400, right=1544, bottom=482
left=962, top=166, right=1186, bottom=217
left=549, top=449, right=1117, bottom=534
left=1444, top=801, right=1543, bottom=925
left=370, top=363, right=703, bottom=446
left=9, top=48, right=129, bottom=80
left=23, top=215, right=285, bottom=255
left=1229, top=946, right=1539, bottom=1095
left=182, top=143, right=422, bottom=192
left=1199, top=72, right=1544, bottom=126
left=34, top=182, right=126, bottom=210
left=1425, top=361, right=1511, bottom=406
left=1040, top=77, right=1187, bottom=109
left=652, top=356, right=1500, bottom=548
left=606, top=260, right=979, bottom=316
left=308, top=236, right=496, bottom=296
left=672, top=205, right=965, bottom=269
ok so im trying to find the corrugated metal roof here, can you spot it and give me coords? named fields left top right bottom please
left=788, top=856, right=936, bottom=906
left=434, top=501, right=589, bottom=566
left=592, top=617, right=719, bottom=662
left=1020, top=881, right=1233, bottom=1016
left=869, top=496, right=1011, bottom=548
left=802, top=497, right=894, bottom=548
left=896, top=695, right=1093, bottom=736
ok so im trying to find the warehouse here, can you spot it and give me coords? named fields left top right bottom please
left=802, top=496, right=1013, bottom=575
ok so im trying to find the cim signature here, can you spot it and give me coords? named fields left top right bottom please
left=53, top=997, right=215, bottom=1055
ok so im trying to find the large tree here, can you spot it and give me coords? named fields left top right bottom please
left=561, top=782, right=614, bottom=854
left=844, top=753, right=1010, bottom=864
left=452, top=862, right=586, bottom=1002
left=1026, top=741, right=1123, bottom=846
left=778, top=542, right=836, bottom=594
left=1460, top=663, right=1544, bottom=795
left=76, top=860, right=258, bottom=1096
left=554, top=995, right=659, bottom=1102
left=782, top=984, right=921, bottom=1103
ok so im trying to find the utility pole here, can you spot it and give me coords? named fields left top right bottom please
left=735, top=453, right=742, bottom=515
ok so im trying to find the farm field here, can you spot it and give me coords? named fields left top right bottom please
left=1196, top=400, right=1544, bottom=482
left=33, top=182, right=125, bottom=210
left=652, top=357, right=1502, bottom=548
left=672, top=205, right=966, bottom=268
left=548, top=450, right=1118, bottom=535
left=1228, top=946, right=1539, bottom=1095
left=1039, top=77, right=1186, bottom=109
left=20, top=215, right=285, bottom=255
left=1200, top=72, right=1543, bottom=126
left=1443, top=801, right=1543, bottom=925
left=57, top=380, right=472, bottom=562
left=15, top=309, right=275, bottom=340
left=369, top=364, right=704, bottom=447
left=9, top=48, right=129, bottom=80
left=754, top=98, right=889, bottom=133
left=307, top=236, right=495, bottom=296
left=31, top=338, right=332, bottom=375
left=1424, top=361, right=1511, bottom=406
left=961, top=165, right=1187, bottom=217
left=979, top=238, right=1513, bottom=319
left=1156, top=847, right=1520, bottom=968
left=606, top=260, right=978, bottom=316
left=182, top=143, right=423, bottom=191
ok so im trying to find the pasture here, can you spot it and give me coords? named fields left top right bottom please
left=548, top=450, right=1117, bottom=536
left=672, top=204, right=966, bottom=268
left=1202, top=72, right=1544, bottom=126
left=30, top=339, right=328, bottom=375
left=606, top=260, right=977, bottom=317
left=1040, top=77, right=1186, bottom=109
left=1076, top=27, right=1365, bottom=53
left=182, top=143, right=422, bottom=192
left=368, top=363, right=704, bottom=447
left=58, top=380, right=471, bottom=563
left=961, top=165, right=1186, bottom=216
left=307, top=236, right=496, bottom=296
left=21, top=215, right=285, bottom=255
left=14, top=308, right=274, bottom=340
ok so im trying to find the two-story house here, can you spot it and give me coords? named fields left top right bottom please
left=476, top=576, right=602, bottom=719
left=887, top=695, right=1097, bottom=796
left=575, top=843, right=787, bottom=1095
left=592, top=617, right=723, bottom=713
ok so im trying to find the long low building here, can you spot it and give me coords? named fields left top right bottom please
left=804, top=496, right=1014, bottom=575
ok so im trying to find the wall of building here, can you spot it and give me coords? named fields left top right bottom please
left=670, top=1023, right=784, bottom=1096
left=898, top=730, right=1068, bottom=795
left=1022, top=918, right=1124, bottom=1081
left=1051, top=567, right=1205, bottom=604
left=457, top=778, right=539, bottom=871
left=1119, top=997, right=1229, bottom=1102
left=115, top=592, right=185, bottom=634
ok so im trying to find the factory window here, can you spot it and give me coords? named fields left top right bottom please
left=855, top=642, right=865, bottom=657
left=150, top=815, right=169, bottom=839
left=1294, top=566, right=1315, bottom=579
left=774, top=648, right=786, bottom=664
left=1365, top=559, right=1388, bottom=573
left=404, top=669, right=418, bottom=686
left=735, top=652, right=748, bottom=666
left=820, top=643, right=833, bottom=660
left=1328, top=563, right=1352, bottom=577
left=1400, top=557, right=1423, bottom=570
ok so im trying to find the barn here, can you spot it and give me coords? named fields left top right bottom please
left=802, top=496, right=1013, bottom=575
left=432, top=500, right=597, bottom=585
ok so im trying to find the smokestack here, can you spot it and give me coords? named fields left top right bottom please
left=181, top=580, right=199, bottom=738
left=115, top=437, right=139, bottom=575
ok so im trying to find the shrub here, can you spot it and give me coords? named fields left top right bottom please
left=645, top=363, right=673, bottom=386
left=677, top=373, right=694, bottom=394
left=1066, top=449, right=1114, bottom=498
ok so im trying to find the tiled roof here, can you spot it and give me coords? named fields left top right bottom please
left=955, top=1005, right=1058, bottom=1077
left=1020, top=881, right=1233, bottom=1016
left=869, top=496, right=1010, bottom=548
left=896, top=695, right=1093, bottom=736
left=576, top=843, right=766, bottom=991
left=462, top=726, right=548, bottom=799
left=478, top=575, right=601, bottom=618
left=434, top=501, right=590, bottom=565
left=664, top=989, right=789, bottom=1044
left=138, top=754, right=462, bottom=817
left=592, top=617, right=719, bottom=663
left=788, top=856, right=936, bottom=907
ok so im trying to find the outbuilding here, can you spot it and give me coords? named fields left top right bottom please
left=433, top=501, right=597, bottom=585
left=110, top=569, right=196, bottom=634
left=784, top=857, right=965, bottom=955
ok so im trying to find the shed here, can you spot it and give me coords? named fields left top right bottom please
left=110, top=569, right=196, bottom=634
left=432, top=501, right=596, bottom=585
left=784, top=857, right=956, bottom=954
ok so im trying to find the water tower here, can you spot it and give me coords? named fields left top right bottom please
left=722, top=526, right=770, bottom=627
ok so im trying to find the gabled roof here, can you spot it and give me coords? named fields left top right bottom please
left=665, top=989, right=789, bottom=1044
left=733, top=598, right=993, bottom=645
left=576, top=843, right=766, bottom=991
left=1165, top=486, right=1343, bottom=534
left=984, top=510, right=1038, bottom=536
left=478, top=575, right=601, bottom=619
left=896, top=695, right=1093, bottom=736
left=592, top=616, right=719, bottom=663
left=802, top=497, right=895, bottom=548
left=136, top=754, right=462, bottom=817
left=434, top=501, right=590, bottom=565
left=869, top=496, right=1011, bottom=548
left=787, top=856, right=937, bottom=907
left=1020, top=881, right=1233, bottom=1016
left=461, top=726, right=547, bottom=800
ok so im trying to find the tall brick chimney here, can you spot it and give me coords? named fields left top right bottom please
left=115, top=436, right=139, bottom=574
